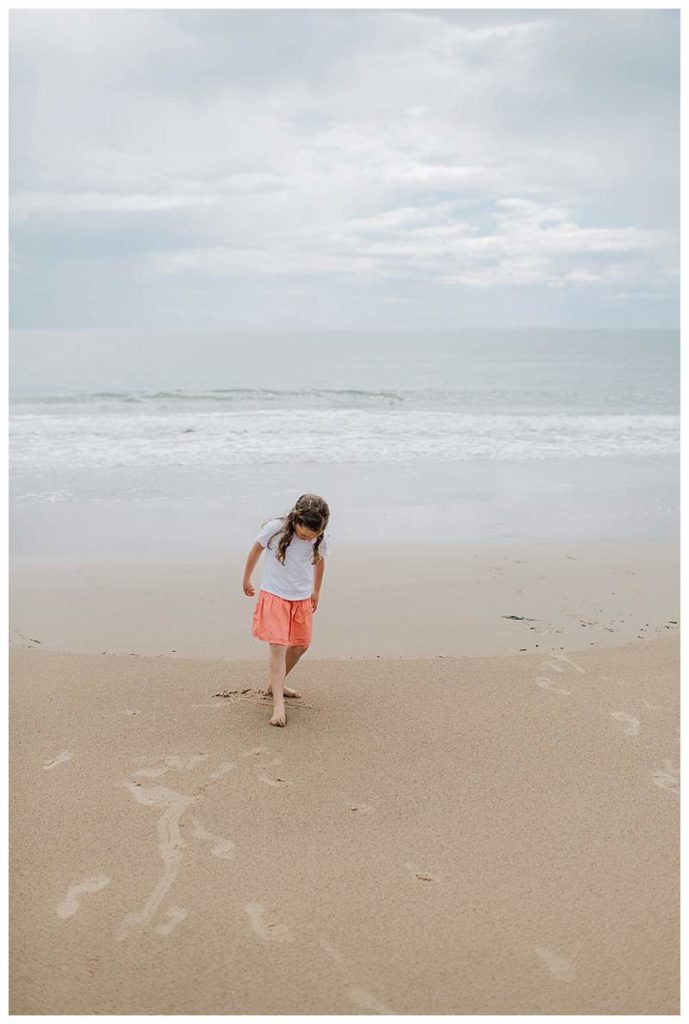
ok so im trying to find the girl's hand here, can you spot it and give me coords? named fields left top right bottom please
left=311, top=591, right=319, bottom=612
left=243, top=580, right=255, bottom=597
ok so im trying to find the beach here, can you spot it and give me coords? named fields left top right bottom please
left=8, top=0, right=681, bottom=1009
left=7, top=0, right=683, bottom=1005
left=9, top=326, right=680, bottom=1012
left=9, top=541, right=680, bottom=1014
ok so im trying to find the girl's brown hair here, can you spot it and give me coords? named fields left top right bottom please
left=262, top=493, right=330, bottom=566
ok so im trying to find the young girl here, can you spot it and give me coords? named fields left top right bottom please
left=243, top=493, right=330, bottom=727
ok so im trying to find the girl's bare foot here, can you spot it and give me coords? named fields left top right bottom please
left=269, top=702, right=286, bottom=727
left=266, top=684, right=302, bottom=699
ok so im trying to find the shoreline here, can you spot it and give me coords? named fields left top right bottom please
left=10, top=455, right=679, bottom=562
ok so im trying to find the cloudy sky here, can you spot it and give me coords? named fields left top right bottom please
left=9, top=8, right=679, bottom=329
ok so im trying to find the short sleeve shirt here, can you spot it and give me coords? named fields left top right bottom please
left=255, top=518, right=330, bottom=600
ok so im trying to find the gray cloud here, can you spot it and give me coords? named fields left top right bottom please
left=9, top=8, right=679, bottom=327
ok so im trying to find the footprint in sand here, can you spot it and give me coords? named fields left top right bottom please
left=599, top=675, right=627, bottom=687
left=43, top=751, right=74, bottom=771
left=404, top=861, right=437, bottom=883
left=57, top=875, right=111, bottom=919
left=242, top=746, right=271, bottom=760
left=258, top=775, right=292, bottom=788
left=208, top=761, right=237, bottom=780
left=155, top=905, right=188, bottom=936
left=164, top=755, right=210, bottom=771
left=245, top=902, right=294, bottom=943
left=345, top=802, right=375, bottom=815
left=318, top=937, right=394, bottom=1014
left=534, top=946, right=576, bottom=982
left=653, top=760, right=679, bottom=794
left=133, top=755, right=210, bottom=779
left=535, top=677, right=571, bottom=696
left=241, top=747, right=284, bottom=771
left=190, top=818, right=236, bottom=859
left=348, top=989, right=394, bottom=1014
left=541, top=653, right=586, bottom=675
left=610, top=711, right=640, bottom=736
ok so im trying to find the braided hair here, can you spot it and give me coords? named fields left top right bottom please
left=262, top=493, right=330, bottom=566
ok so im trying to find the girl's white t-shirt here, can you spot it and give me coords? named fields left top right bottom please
left=255, top=518, right=330, bottom=601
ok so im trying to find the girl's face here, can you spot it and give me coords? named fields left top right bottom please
left=294, top=521, right=320, bottom=542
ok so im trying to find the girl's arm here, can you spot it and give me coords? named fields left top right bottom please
left=313, top=556, right=325, bottom=596
left=243, top=541, right=263, bottom=595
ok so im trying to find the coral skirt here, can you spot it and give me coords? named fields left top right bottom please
left=252, top=589, right=313, bottom=647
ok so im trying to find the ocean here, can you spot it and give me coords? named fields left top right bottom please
left=9, top=329, right=679, bottom=555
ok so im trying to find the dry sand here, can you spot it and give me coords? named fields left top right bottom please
left=9, top=647, right=678, bottom=1010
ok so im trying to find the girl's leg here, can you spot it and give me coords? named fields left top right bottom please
left=267, top=645, right=308, bottom=698
left=286, top=645, right=308, bottom=677
left=268, top=644, right=287, bottom=726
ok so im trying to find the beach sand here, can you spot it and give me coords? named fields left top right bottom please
left=9, top=541, right=679, bottom=659
left=9, top=543, right=679, bottom=1014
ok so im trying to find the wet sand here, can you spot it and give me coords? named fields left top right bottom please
left=9, top=541, right=679, bottom=659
